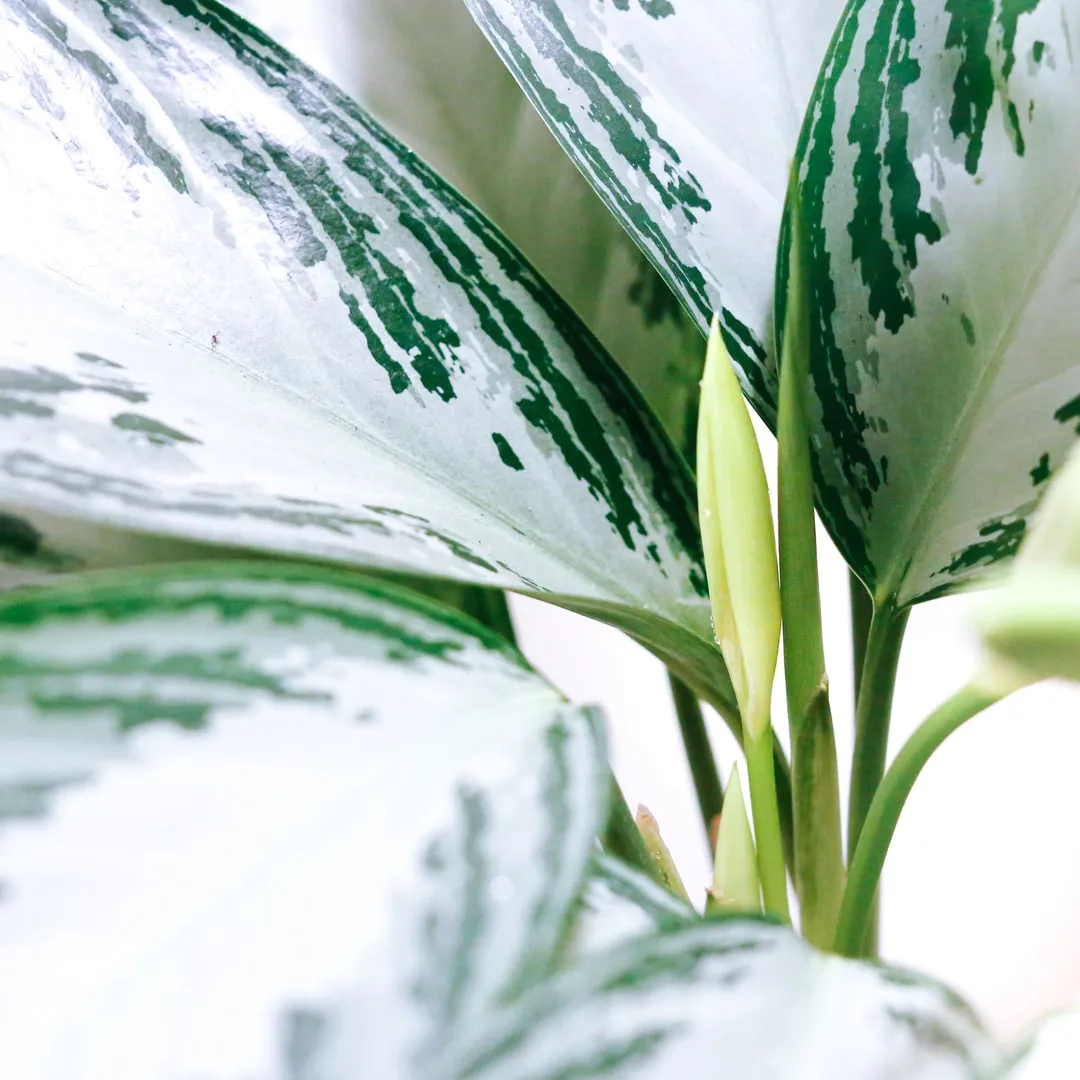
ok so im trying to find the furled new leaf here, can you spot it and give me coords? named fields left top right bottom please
left=461, top=0, right=847, bottom=421
left=0, top=562, right=607, bottom=1079
left=0, top=0, right=730, bottom=709
left=425, top=919, right=1000, bottom=1079
left=789, top=0, right=1080, bottom=605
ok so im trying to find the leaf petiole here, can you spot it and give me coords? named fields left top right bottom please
left=834, top=682, right=1001, bottom=957
left=848, top=600, right=910, bottom=859
left=743, top=718, right=791, bottom=922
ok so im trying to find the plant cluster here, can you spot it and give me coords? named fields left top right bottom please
left=2, top=0, right=1080, bottom=1076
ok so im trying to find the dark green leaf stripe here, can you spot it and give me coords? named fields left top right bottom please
left=221, top=0, right=705, bottom=461
left=0, top=0, right=724, bottom=705
left=427, top=920, right=998, bottom=1078
left=791, top=0, right=1080, bottom=604
left=407, top=707, right=607, bottom=1066
left=463, top=0, right=847, bottom=424
left=0, top=562, right=607, bottom=1077
left=466, top=0, right=714, bottom=319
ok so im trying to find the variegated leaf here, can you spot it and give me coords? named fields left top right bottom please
left=461, top=0, right=847, bottom=422
left=569, top=853, right=694, bottom=958
left=227, top=0, right=704, bottom=452
left=0, top=0, right=730, bottom=709
left=791, top=0, right=1080, bottom=605
left=425, top=919, right=1001, bottom=1079
left=0, top=562, right=607, bottom=1079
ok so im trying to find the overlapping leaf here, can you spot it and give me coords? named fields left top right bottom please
left=424, top=919, right=1000, bottom=1079
left=0, top=562, right=607, bottom=1079
left=223, top=0, right=704, bottom=450
left=462, top=0, right=846, bottom=422
left=790, top=0, right=1080, bottom=604
left=0, top=0, right=729, bottom=708
left=569, top=853, right=694, bottom=957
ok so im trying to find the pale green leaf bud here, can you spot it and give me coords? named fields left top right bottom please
left=696, top=316, right=781, bottom=737
left=706, top=762, right=762, bottom=915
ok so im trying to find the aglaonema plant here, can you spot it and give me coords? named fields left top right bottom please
left=2, top=0, right=1080, bottom=1076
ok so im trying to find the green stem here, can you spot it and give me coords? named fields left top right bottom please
left=668, top=673, right=723, bottom=847
left=697, top=689, right=796, bottom=880
left=774, top=177, right=841, bottom=932
left=650, top=644, right=795, bottom=878
left=848, top=599, right=910, bottom=861
left=849, top=572, right=873, bottom=697
left=775, top=186, right=844, bottom=944
left=791, top=687, right=844, bottom=947
left=773, top=740, right=797, bottom=880
left=847, top=599, right=909, bottom=955
left=834, top=683, right=1001, bottom=957
left=601, top=773, right=667, bottom=889
left=743, top=722, right=790, bottom=921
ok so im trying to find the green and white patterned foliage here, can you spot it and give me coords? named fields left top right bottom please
left=793, top=0, right=1080, bottom=605
left=225, top=0, right=705, bottom=452
left=0, top=0, right=727, bottom=706
left=0, top=560, right=1003, bottom=1079
left=0, top=563, right=607, bottom=1078
left=421, top=918, right=1000, bottom=1080
left=466, top=0, right=1080, bottom=606
left=461, top=0, right=845, bottom=422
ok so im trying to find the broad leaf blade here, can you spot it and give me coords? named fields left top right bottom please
left=461, top=0, right=847, bottom=421
left=225, top=0, right=704, bottom=451
left=428, top=920, right=999, bottom=1079
left=0, top=0, right=726, bottom=707
left=791, top=0, right=1080, bottom=604
left=0, top=563, right=606, bottom=1078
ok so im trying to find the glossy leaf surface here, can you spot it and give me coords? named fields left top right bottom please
left=256, top=0, right=707, bottom=451
left=0, top=0, right=727, bottom=706
left=0, top=562, right=606, bottom=1079
left=462, top=0, right=846, bottom=422
left=791, top=0, right=1080, bottom=604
